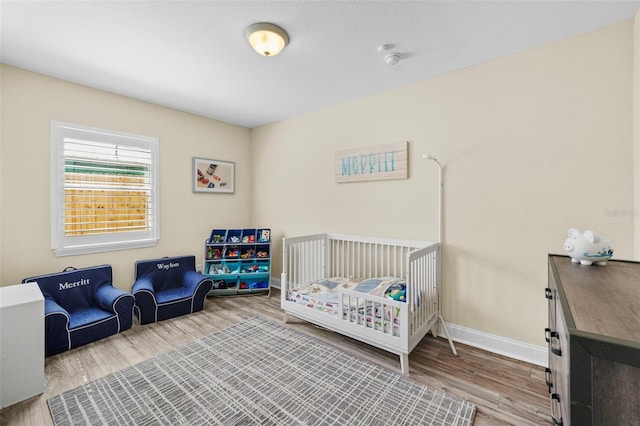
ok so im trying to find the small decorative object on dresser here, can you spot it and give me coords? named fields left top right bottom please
left=563, top=228, right=614, bottom=265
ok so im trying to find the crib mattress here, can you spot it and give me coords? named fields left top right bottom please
left=287, top=277, right=405, bottom=335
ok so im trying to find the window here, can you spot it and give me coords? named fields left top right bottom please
left=51, top=121, right=159, bottom=256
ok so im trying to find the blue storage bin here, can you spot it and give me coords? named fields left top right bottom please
left=241, top=246, right=256, bottom=259
left=256, top=245, right=270, bottom=259
left=241, top=228, right=257, bottom=243
left=208, top=229, right=227, bottom=244
left=208, top=261, right=239, bottom=275
left=224, top=246, right=240, bottom=259
left=253, top=281, right=269, bottom=289
left=238, top=279, right=269, bottom=292
left=257, top=228, right=271, bottom=243
left=226, top=229, right=242, bottom=243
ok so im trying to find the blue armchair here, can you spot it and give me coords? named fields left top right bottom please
left=132, top=255, right=213, bottom=325
left=22, top=265, right=134, bottom=357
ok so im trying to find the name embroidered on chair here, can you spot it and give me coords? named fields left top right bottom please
left=58, top=278, right=90, bottom=290
left=156, top=262, right=180, bottom=270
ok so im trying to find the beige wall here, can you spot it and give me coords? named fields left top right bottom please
left=0, top=65, right=252, bottom=289
left=252, top=20, right=636, bottom=346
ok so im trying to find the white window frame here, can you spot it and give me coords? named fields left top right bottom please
left=51, top=121, right=159, bottom=256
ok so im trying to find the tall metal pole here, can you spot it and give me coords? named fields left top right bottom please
left=422, top=154, right=457, bottom=356
left=421, top=155, right=442, bottom=244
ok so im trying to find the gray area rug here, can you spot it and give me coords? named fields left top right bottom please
left=48, top=316, right=476, bottom=425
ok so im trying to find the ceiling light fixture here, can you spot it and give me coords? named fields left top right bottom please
left=245, top=22, right=289, bottom=57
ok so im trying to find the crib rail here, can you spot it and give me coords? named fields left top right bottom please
left=282, top=233, right=433, bottom=285
left=281, top=233, right=327, bottom=287
left=338, top=288, right=409, bottom=339
left=408, top=244, right=440, bottom=338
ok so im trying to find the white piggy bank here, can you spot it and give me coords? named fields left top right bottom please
left=563, top=228, right=614, bottom=266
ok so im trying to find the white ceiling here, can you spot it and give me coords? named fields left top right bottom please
left=2, top=1, right=639, bottom=129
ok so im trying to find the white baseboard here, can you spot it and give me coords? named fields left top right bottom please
left=271, top=277, right=547, bottom=367
left=270, top=276, right=281, bottom=289
left=443, top=321, right=547, bottom=367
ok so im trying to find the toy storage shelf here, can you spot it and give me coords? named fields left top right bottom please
left=204, top=228, right=271, bottom=296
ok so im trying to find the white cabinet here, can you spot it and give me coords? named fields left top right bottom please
left=0, top=282, right=46, bottom=408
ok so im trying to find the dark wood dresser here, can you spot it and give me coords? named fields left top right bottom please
left=546, top=255, right=640, bottom=425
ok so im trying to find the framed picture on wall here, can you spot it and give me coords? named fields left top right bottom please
left=192, top=157, right=235, bottom=194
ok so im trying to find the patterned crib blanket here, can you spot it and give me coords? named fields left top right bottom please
left=287, top=277, right=407, bottom=336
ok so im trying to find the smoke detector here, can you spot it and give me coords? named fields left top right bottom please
left=385, top=53, right=400, bottom=66
left=378, top=44, right=400, bottom=66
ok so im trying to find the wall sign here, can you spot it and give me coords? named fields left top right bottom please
left=335, top=141, right=408, bottom=183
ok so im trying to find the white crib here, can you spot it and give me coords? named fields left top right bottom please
left=281, top=233, right=456, bottom=374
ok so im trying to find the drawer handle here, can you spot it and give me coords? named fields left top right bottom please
left=549, top=331, right=562, bottom=356
left=545, top=367, right=553, bottom=390
left=550, top=393, right=563, bottom=426
left=549, top=330, right=562, bottom=356
left=545, top=287, right=553, bottom=300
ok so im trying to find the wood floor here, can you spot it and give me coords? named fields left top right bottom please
left=0, top=289, right=551, bottom=425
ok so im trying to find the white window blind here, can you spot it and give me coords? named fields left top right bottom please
left=51, top=121, right=159, bottom=256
